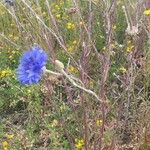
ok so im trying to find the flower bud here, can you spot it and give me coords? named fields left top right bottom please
left=55, top=60, right=64, bottom=71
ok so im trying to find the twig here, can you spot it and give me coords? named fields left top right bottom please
left=44, top=61, right=103, bottom=103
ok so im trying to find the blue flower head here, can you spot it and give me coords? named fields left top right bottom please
left=16, top=46, right=47, bottom=85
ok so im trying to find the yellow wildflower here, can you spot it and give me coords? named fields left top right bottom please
left=126, top=45, right=134, bottom=53
left=97, top=21, right=100, bottom=25
left=75, top=139, right=84, bottom=150
left=10, top=23, right=14, bottom=27
left=111, top=43, right=116, bottom=49
left=143, top=9, right=150, bottom=15
left=126, top=41, right=134, bottom=53
left=60, top=1, right=64, bottom=6
left=96, top=119, right=103, bottom=126
left=67, top=22, right=75, bottom=30
left=9, top=55, right=13, bottom=59
left=55, top=5, right=60, bottom=10
left=27, top=89, right=32, bottom=96
left=60, top=103, right=67, bottom=112
left=56, top=14, right=61, bottom=19
left=32, top=5, right=37, bottom=11
left=117, top=0, right=122, bottom=5
left=88, top=80, right=94, bottom=88
left=13, top=36, right=19, bottom=41
left=73, top=40, right=77, bottom=45
left=0, top=68, right=12, bottom=78
left=112, top=25, right=116, bottom=30
left=51, top=119, right=58, bottom=127
left=16, top=48, right=20, bottom=51
left=119, top=67, right=127, bottom=74
left=12, top=50, right=16, bottom=54
left=52, top=9, right=56, bottom=13
left=67, top=66, right=78, bottom=74
left=8, top=34, right=13, bottom=38
left=22, top=7, right=26, bottom=10
left=5, top=133, right=14, bottom=139
left=60, top=105, right=64, bottom=112
left=102, top=46, right=106, bottom=51
left=27, top=89, right=31, bottom=93
left=2, top=141, right=8, bottom=150
left=42, top=12, right=47, bottom=17
left=67, top=46, right=74, bottom=53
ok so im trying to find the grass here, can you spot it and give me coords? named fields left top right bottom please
left=0, top=0, right=150, bottom=149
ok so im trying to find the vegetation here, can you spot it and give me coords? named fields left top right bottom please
left=0, top=0, right=150, bottom=149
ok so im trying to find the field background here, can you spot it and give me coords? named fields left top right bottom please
left=0, top=0, right=150, bottom=149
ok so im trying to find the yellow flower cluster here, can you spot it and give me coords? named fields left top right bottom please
left=72, top=40, right=77, bottom=45
left=67, top=40, right=77, bottom=53
left=8, top=33, right=19, bottom=42
left=67, top=22, right=75, bottom=30
left=42, top=11, right=47, bottom=17
left=75, top=139, right=84, bottom=150
left=2, top=141, right=8, bottom=150
left=26, top=89, right=32, bottom=97
left=67, top=65, right=78, bottom=74
left=88, top=80, right=94, bottom=88
left=67, top=46, right=74, bottom=53
left=112, top=25, right=116, bottom=30
left=56, top=14, right=61, bottom=19
left=143, top=9, right=150, bottom=15
left=52, top=3, right=64, bottom=20
left=0, top=4, right=6, bottom=16
left=126, top=41, right=134, bottom=53
left=55, top=5, right=61, bottom=10
left=117, top=0, right=122, bottom=6
left=50, top=119, right=58, bottom=128
left=0, top=68, right=12, bottom=78
left=119, top=66, right=127, bottom=74
left=6, top=48, right=19, bottom=61
left=96, top=119, right=103, bottom=127
left=102, top=46, right=106, bottom=51
left=2, top=133, right=14, bottom=150
left=5, top=133, right=14, bottom=139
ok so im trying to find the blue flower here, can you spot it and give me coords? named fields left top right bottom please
left=16, top=46, right=47, bottom=85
